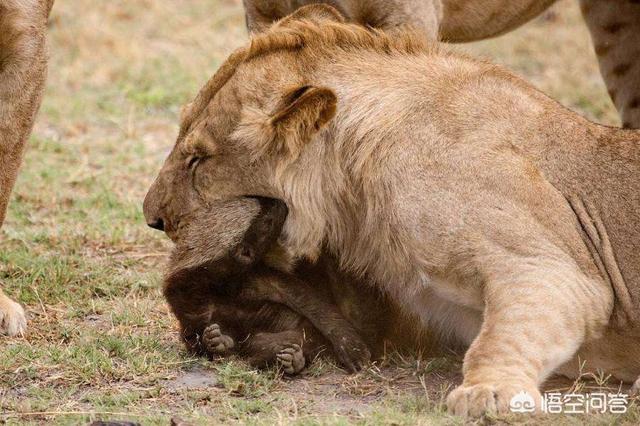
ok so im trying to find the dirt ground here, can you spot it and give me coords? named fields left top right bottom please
left=1, top=0, right=638, bottom=424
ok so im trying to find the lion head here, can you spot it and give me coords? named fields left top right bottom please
left=143, top=6, right=342, bottom=239
left=143, top=4, right=427, bottom=253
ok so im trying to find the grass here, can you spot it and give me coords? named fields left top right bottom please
left=0, top=0, right=636, bottom=424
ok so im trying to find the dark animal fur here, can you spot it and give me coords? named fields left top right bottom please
left=163, top=197, right=374, bottom=373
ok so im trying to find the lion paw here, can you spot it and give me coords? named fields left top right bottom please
left=202, top=323, right=235, bottom=355
left=447, top=382, right=541, bottom=417
left=0, top=296, right=27, bottom=336
left=277, top=344, right=305, bottom=375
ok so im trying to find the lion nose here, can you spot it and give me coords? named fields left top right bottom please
left=147, top=218, right=165, bottom=231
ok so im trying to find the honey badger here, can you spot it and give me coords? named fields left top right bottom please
left=164, top=197, right=409, bottom=373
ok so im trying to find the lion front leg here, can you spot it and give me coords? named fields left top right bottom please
left=447, top=255, right=612, bottom=417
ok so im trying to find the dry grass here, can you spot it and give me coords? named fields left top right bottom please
left=0, top=0, right=636, bottom=424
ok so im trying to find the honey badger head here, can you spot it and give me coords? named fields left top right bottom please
left=169, top=196, right=289, bottom=275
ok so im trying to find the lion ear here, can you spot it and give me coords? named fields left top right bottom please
left=273, top=4, right=346, bottom=29
left=269, top=85, right=337, bottom=156
left=180, top=102, right=193, bottom=123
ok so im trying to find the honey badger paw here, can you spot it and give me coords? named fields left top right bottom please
left=202, top=323, right=235, bottom=355
left=447, top=382, right=542, bottom=417
left=0, top=296, right=27, bottom=336
left=329, top=332, right=371, bottom=373
left=276, top=344, right=305, bottom=375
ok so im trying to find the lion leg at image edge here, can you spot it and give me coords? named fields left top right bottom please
left=446, top=255, right=611, bottom=417
left=0, top=151, right=29, bottom=336
left=0, top=148, right=29, bottom=336
left=0, top=287, right=27, bottom=336
left=0, top=0, right=54, bottom=337
left=580, top=0, right=640, bottom=128
left=0, top=147, right=29, bottom=336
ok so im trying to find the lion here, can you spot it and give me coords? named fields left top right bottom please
left=0, top=0, right=53, bottom=336
left=164, top=196, right=372, bottom=373
left=143, top=6, right=640, bottom=417
left=243, top=0, right=640, bottom=129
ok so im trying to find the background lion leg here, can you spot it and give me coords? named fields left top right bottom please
left=354, top=0, right=442, bottom=39
left=439, top=0, right=556, bottom=42
left=243, top=0, right=351, bottom=33
left=580, top=0, right=640, bottom=128
left=447, top=255, right=612, bottom=416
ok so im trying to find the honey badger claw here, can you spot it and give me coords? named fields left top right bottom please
left=276, top=344, right=306, bottom=374
left=203, top=323, right=235, bottom=355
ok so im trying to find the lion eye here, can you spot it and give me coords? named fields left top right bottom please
left=187, top=156, right=200, bottom=170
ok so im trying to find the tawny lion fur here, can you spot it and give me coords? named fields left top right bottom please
left=244, top=0, right=640, bottom=129
left=0, top=0, right=52, bottom=336
left=144, top=6, right=640, bottom=417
